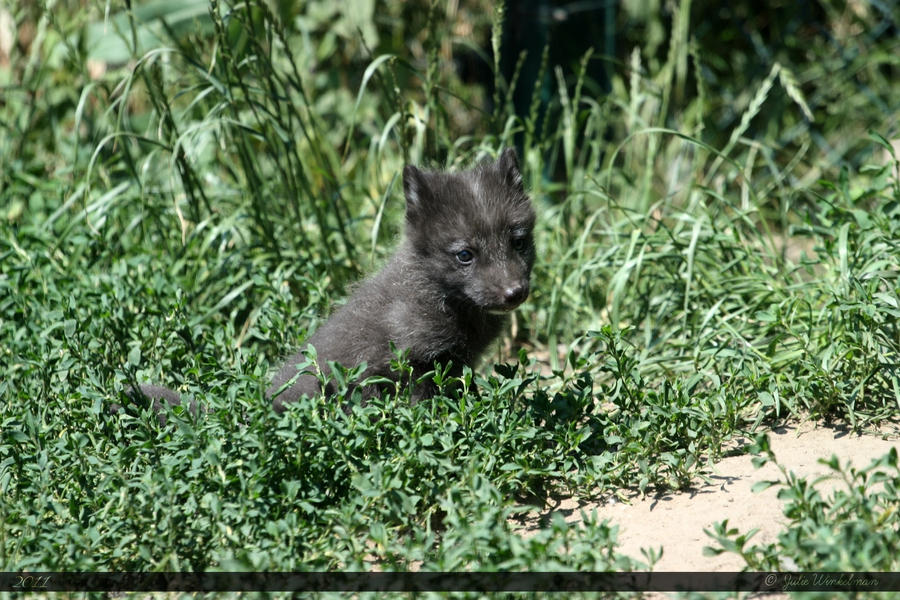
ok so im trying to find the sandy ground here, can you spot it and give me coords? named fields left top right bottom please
left=518, top=420, right=899, bottom=574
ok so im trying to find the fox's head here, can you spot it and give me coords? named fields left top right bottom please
left=402, top=148, right=536, bottom=312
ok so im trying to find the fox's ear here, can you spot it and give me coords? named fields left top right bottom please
left=496, top=147, right=523, bottom=192
left=403, top=164, right=430, bottom=222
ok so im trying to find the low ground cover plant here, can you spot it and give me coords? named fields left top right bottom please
left=1, top=0, right=898, bottom=575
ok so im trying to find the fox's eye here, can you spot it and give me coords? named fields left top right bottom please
left=456, top=249, right=474, bottom=264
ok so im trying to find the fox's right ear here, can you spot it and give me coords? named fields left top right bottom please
left=403, top=164, right=430, bottom=222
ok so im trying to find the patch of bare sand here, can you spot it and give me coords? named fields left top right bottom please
left=517, top=420, right=899, bottom=573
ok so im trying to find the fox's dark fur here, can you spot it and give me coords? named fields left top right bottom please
left=127, top=148, right=535, bottom=417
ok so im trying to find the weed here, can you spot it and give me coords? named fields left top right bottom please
left=705, top=434, right=900, bottom=571
left=1, top=0, right=898, bottom=574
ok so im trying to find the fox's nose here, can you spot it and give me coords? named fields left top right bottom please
left=503, top=282, right=529, bottom=306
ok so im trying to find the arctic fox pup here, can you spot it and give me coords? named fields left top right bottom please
left=129, top=148, right=535, bottom=417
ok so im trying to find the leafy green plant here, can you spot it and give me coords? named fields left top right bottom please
left=1, top=0, right=898, bottom=575
left=705, top=433, right=900, bottom=571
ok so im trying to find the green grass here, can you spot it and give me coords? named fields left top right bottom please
left=1, top=0, right=899, bottom=576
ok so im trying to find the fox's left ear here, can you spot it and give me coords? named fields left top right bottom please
left=496, top=147, right=524, bottom=192
left=403, top=164, right=432, bottom=224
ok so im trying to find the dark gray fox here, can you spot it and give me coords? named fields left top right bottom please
left=127, top=148, right=535, bottom=418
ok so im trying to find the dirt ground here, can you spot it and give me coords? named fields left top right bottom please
left=519, top=420, right=899, bottom=573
